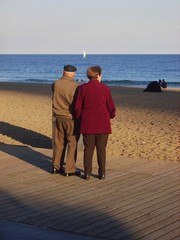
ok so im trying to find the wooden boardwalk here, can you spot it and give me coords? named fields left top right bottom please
left=0, top=144, right=180, bottom=240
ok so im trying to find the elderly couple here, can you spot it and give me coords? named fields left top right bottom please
left=52, top=65, right=116, bottom=180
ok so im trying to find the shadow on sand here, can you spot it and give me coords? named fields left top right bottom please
left=0, top=121, right=52, bottom=149
left=0, top=143, right=52, bottom=173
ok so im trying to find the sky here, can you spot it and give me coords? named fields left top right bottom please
left=0, top=0, right=180, bottom=54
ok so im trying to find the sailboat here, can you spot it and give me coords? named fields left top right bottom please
left=83, top=51, right=86, bottom=58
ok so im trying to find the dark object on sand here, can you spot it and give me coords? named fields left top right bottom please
left=144, top=81, right=162, bottom=92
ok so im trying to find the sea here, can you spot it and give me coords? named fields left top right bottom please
left=0, top=54, right=180, bottom=88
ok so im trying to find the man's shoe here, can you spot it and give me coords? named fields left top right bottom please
left=64, top=170, right=81, bottom=177
left=75, top=170, right=81, bottom=176
left=52, top=168, right=64, bottom=174
left=59, top=168, right=65, bottom=174
left=52, top=168, right=59, bottom=174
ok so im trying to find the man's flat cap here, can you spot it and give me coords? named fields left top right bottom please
left=64, top=65, right=77, bottom=72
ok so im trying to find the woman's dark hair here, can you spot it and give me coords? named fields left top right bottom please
left=86, top=65, right=102, bottom=80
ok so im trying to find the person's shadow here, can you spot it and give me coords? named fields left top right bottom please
left=0, top=121, right=52, bottom=173
left=0, top=121, right=52, bottom=148
left=0, top=143, right=52, bottom=173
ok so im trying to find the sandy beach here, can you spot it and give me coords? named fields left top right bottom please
left=0, top=82, right=179, bottom=162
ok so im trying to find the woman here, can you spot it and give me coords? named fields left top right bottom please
left=75, top=66, right=116, bottom=180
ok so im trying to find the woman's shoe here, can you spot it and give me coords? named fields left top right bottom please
left=99, top=174, right=105, bottom=180
left=84, top=174, right=90, bottom=180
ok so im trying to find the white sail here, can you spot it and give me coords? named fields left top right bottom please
left=83, top=51, right=86, bottom=58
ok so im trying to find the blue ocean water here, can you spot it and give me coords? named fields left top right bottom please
left=0, top=54, right=180, bottom=88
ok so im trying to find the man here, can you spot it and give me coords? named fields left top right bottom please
left=52, top=65, right=80, bottom=176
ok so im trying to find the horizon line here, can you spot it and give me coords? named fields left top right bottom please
left=0, top=53, right=180, bottom=55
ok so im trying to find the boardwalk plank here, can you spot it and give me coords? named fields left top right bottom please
left=75, top=197, right=180, bottom=236
left=140, top=223, right=180, bottom=240
left=110, top=212, right=180, bottom=239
